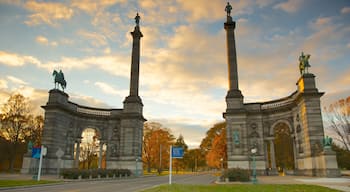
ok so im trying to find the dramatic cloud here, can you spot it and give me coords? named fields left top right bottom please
left=273, top=0, right=303, bottom=13
left=24, top=0, right=74, bottom=26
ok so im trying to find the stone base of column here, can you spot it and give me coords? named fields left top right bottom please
left=106, top=160, right=143, bottom=176
left=228, top=160, right=250, bottom=169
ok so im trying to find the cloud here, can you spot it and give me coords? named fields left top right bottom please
left=0, top=51, right=41, bottom=67
left=24, top=0, right=74, bottom=26
left=0, top=79, right=8, bottom=89
left=35, top=35, right=58, bottom=47
left=94, top=81, right=128, bottom=97
left=7, top=76, right=28, bottom=85
left=77, top=30, right=108, bottom=47
left=273, top=0, right=303, bottom=13
left=341, top=7, right=350, bottom=14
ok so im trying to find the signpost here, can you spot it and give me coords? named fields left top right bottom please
left=37, top=145, right=47, bottom=181
left=169, top=146, right=184, bottom=185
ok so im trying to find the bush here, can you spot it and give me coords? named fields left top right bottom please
left=60, top=168, right=131, bottom=179
left=221, top=168, right=250, bottom=182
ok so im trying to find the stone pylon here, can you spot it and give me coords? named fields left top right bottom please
left=223, top=15, right=250, bottom=169
left=114, top=14, right=146, bottom=174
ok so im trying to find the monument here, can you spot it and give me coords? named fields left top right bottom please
left=22, top=14, right=145, bottom=174
left=223, top=2, right=340, bottom=177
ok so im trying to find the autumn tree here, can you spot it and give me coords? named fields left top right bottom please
left=324, top=96, right=350, bottom=151
left=183, top=148, right=206, bottom=172
left=143, top=122, right=175, bottom=173
left=200, top=122, right=227, bottom=169
left=26, top=115, right=44, bottom=146
left=0, top=93, right=32, bottom=171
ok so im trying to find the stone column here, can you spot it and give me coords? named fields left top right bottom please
left=128, top=23, right=143, bottom=97
left=98, top=142, right=104, bottom=169
left=269, top=140, right=276, bottom=169
left=74, top=138, right=81, bottom=168
left=264, top=141, right=269, bottom=169
left=224, top=15, right=242, bottom=98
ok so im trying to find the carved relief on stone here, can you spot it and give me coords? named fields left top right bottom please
left=109, top=142, right=118, bottom=157
left=65, top=131, right=74, bottom=156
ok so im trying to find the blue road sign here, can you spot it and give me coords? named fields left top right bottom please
left=172, top=147, right=184, bottom=158
left=32, top=147, right=41, bottom=159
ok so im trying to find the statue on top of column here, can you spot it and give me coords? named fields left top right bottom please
left=299, top=52, right=311, bottom=75
left=135, top=12, right=140, bottom=26
left=225, top=2, right=232, bottom=16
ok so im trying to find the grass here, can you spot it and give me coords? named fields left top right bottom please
left=0, top=180, right=60, bottom=188
left=141, top=184, right=341, bottom=192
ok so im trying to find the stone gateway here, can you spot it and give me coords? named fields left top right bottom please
left=21, top=14, right=145, bottom=175
left=223, top=9, right=340, bottom=177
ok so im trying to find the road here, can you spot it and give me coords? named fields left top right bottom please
left=0, top=173, right=217, bottom=192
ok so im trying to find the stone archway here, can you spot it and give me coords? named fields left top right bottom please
left=76, top=128, right=106, bottom=169
left=273, top=122, right=295, bottom=175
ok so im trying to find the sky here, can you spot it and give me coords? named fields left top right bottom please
left=0, top=0, right=349, bottom=148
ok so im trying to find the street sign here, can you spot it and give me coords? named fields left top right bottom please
left=32, top=147, right=41, bottom=159
left=172, top=147, right=184, bottom=158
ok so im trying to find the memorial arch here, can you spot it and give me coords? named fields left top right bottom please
left=223, top=3, right=340, bottom=177
left=22, top=15, right=145, bottom=174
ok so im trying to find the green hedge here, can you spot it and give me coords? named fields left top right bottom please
left=221, top=168, right=250, bottom=182
left=60, top=168, right=131, bottom=179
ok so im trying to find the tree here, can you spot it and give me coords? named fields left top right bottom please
left=173, top=134, right=188, bottom=173
left=324, top=96, right=350, bottom=151
left=332, top=144, right=350, bottom=169
left=26, top=115, right=44, bottom=146
left=142, top=122, right=175, bottom=173
left=200, top=122, right=227, bottom=169
left=0, top=93, right=32, bottom=171
left=183, top=148, right=206, bottom=172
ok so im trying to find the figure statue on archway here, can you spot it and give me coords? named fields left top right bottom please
left=52, top=69, right=67, bottom=91
left=298, top=52, right=311, bottom=75
left=225, top=2, right=232, bottom=16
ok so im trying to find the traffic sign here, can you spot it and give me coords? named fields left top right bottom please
left=172, top=147, right=184, bottom=158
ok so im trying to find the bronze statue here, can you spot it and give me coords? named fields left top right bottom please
left=53, top=69, right=67, bottom=91
left=135, top=12, right=140, bottom=26
left=323, top=136, right=333, bottom=149
left=225, top=2, right=232, bottom=16
left=299, top=52, right=311, bottom=75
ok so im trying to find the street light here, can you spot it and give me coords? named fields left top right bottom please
left=220, top=158, right=223, bottom=172
left=251, top=147, right=258, bottom=184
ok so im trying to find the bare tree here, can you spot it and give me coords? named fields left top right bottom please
left=324, top=96, right=350, bottom=151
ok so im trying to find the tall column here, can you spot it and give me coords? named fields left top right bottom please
left=269, top=140, right=276, bottom=169
left=98, top=142, right=104, bottom=169
left=224, top=15, right=242, bottom=98
left=128, top=14, right=143, bottom=98
left=74, top=138, right=81, bottom=168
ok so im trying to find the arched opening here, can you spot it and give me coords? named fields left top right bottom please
left=273, top=122, right=295, bottom=175
left=75, top=128, right=106, bottom=169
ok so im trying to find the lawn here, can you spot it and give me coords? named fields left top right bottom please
left=0, top=180, right=60, bottom=188
left=141, top=184, right=341, bottom=192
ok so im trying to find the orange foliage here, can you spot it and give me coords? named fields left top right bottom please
left=206, top=128, right=227, bottom=169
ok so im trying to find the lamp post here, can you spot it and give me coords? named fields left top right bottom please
left=251, top=147, right=258, bottom=184
left=220, top=158, right=223, bottom=172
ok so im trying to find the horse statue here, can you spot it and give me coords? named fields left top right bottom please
left=299, top=52, right=311, bottom=75
left=52, top=70, right=67, bottom=91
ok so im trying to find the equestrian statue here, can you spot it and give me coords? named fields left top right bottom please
left=52, top=69, right=67, bottom=91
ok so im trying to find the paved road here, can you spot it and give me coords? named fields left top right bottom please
left=0, top=174, right=217, bottom=192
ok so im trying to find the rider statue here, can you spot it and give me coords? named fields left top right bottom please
left=299, top=52, right=311, bottom=75
left=135, top=12, right=140, bottom=26
left=225, top=2, right=232, bottom=16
